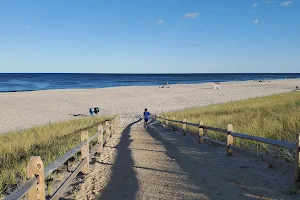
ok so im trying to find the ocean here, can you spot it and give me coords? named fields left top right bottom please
left=0, top=73, right=299, bottom=92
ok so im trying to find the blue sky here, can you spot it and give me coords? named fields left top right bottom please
left=0, top=0, right=299, bottom=73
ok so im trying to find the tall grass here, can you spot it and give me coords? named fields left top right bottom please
left=163, top=92, right=300, bottom=160
left=0, top=116, right=110, bottom=197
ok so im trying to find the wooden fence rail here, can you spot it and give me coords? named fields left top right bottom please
left=4, top=116, right=120, bottom=200
left=154, top=115, right=300, bottom=184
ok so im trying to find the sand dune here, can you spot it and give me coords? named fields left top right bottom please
left=0, top=79, right=299, bottom=133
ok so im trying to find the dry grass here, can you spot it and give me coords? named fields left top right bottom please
left=0, top=116, right=110, bottom=197
left=163, top=92, right=300, bottom=160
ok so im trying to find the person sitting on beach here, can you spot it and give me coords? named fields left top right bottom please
left=214, top=82, right=220, bottom=89
left=89, top=108, right=94, bottom=116
left=143, top=108, right=151, bottom=128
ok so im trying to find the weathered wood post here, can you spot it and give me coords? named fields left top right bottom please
left=81, top=131, right=89, bottom=174
left=105, top=121, right=111, bottom=138
left=113, top=118, right=117, bottom=134
left=294, top=133, right=300, bottom=185
left=115, top=116, right=119, bottom=130
left=27, top=156, right=46, bottom=200
left=111, top=119, right=115, bottom=136
left=115, top=117, right=118, bottom=133
left=198, top=120, right=204, bottom=143
left=183, top=118, right=187, bottom=136
left=227, top=124, right=234, bottom=156
left=172, top=116, right=176, bottom=131
left=97, top=125, right=104, bottom=154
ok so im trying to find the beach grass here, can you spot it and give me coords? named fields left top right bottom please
left=163, top=91, right=300, bottom=160
left=0, top=116, right=110, bottom=197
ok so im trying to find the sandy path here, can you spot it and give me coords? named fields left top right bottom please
left=64, top=118, right=206, bottom=199
left=1, top=79, right=300, bottom=133
left=148, top=122, right=298, bottom=200
left=64, top=118, right=299, bottom=200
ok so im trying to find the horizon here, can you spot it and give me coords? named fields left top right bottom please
left=1, top=73, right=300, bottom=93
left=0, top=0, right=299, bottom=73
left=1, top=72, right=300, bottom=75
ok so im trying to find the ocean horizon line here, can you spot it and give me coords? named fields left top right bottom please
left=1, top=73, right=299, bottom=93
left=0, top=72, right=300, bottom=75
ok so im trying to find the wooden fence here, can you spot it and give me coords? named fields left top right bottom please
left=4, top=116, right=120, bottom=200
left=154, top=115, right=300, bottom=184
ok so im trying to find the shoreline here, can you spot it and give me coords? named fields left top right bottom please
left=0, top=77, right=299, bottom=94
left=1, top=78, right=299, bottom=133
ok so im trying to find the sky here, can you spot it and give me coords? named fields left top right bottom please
left=0, top=0, right=299, bottom=73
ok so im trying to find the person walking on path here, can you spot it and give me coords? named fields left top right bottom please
left=143, top=108, right=150, bottom=128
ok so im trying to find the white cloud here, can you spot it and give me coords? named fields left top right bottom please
left=254, top=19, right=260, bottom=24
left=156, top=20, right=163, bottom=24
left=280, top=1, right=293, bottom=6
left=181, top=12, right=199, bottom=19
left=25, top=26, right=31, bottom=29
left=253, top=3, right=258, bottom=7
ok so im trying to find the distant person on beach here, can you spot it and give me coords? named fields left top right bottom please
left=89, top=108, right=94, bottom=116
left=214, top=82, right=220, bottom=89
left=143, top=108, right=151, bottom=128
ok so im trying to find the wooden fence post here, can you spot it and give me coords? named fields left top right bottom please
left=183, top=118, right=187, bottom=136
left=111, top=119, right=115, bottom=136
left=105, top=121, right=111, bottom=138
left=27, top=156, right=46, bottom=200
left=115, top=118, right=117, bottom=132
left=97, top=125, right=104, bottom=154
left=113, top=118, right=117, bottom=134
left=81, top=131, right=89, bottom=174
left=172, top=116, right=176, bottom=131
left=227, top=124, right=234, bottom=156
left=110, top=120, right=113, bottom=138
left=294, top=133, right=300, bottom=185
left=198, top=120, right=204, bottom=143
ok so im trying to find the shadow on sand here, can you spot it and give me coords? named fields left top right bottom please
left=97, top=118, right=142, bottom=200
left=145, top=119, right=295, bottom=200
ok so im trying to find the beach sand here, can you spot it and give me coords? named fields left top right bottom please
left=0, top=79, right=299, bottom=133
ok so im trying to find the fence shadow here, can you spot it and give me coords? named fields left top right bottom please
left=97, top=118, right=142, bottom=200
left=146, top=119, right=294, bottom=200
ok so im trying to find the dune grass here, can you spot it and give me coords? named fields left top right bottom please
left=163, top=92, right=300, bottom=160
left=0, top=116, right=110, bottom=197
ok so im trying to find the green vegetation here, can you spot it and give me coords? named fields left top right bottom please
left=0, top=116, right=110, bottom=197
left=163, top=92, right=300, bottom=160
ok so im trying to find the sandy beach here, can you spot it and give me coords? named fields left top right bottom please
left=1, top=79, right=299, bottom=133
